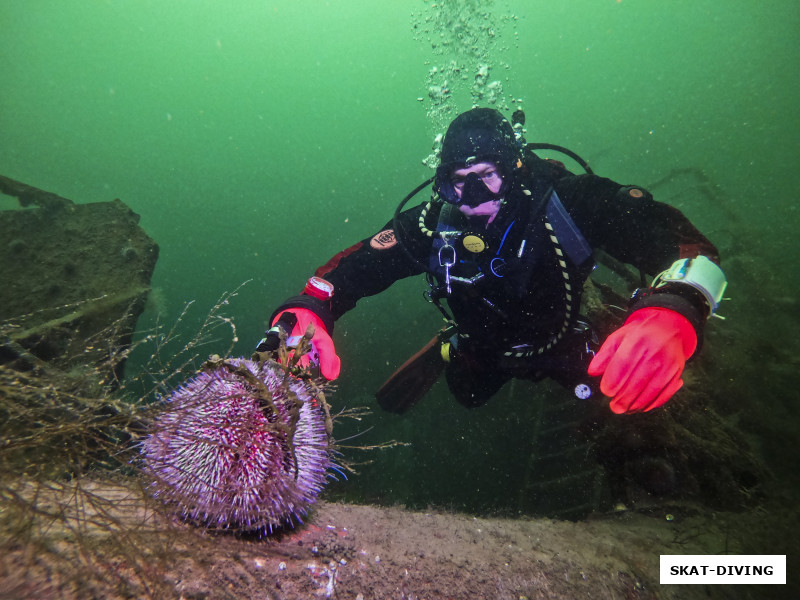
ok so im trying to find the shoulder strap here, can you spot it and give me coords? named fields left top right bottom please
left=545, top=191, right=593, bottom=267
left=428, top=203, right=466, bottom=275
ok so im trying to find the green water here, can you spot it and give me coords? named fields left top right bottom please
left=2, top=1, right=799, bottom=517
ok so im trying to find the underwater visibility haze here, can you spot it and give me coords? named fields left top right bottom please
left=1, top=0, right=799, bottom=595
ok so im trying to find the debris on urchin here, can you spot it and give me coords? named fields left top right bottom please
left=141, top=356, right=333, bottom=534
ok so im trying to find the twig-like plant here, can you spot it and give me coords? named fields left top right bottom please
left=0, top=281, right=407, bottom=598
left=0, top=284, right=264, bottom=597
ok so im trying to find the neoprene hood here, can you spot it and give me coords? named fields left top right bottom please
left=435, top=108, right=521, bottom=204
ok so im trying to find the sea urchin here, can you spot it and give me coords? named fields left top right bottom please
left=141, top=356, right=333, bottom=534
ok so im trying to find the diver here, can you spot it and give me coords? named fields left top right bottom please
left=258, top=107, right=726, bottom=415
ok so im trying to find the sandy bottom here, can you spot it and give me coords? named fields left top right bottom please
left=1, top=481, right=794, bottom=600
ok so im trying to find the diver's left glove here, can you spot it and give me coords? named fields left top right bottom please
left=587, top=307, right=697, bottom=414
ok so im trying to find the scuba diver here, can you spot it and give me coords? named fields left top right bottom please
left=259, top=107, right=727, bottom=415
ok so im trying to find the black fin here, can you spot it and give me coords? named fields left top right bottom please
left=376, top=336, right=445, bottom=414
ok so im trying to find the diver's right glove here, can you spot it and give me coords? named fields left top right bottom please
left=266, top=307, right=341, bottom=380
left=258, top=278, right=341, bottom=381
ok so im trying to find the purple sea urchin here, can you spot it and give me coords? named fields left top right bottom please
left=141, top=357, right=333, bottom=533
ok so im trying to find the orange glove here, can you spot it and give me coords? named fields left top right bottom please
left=587, top=307, right=697, bottom=414
left=271, top=308, right=341, bottom=381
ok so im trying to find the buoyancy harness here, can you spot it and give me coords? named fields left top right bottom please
left=392, top=143, right=598, bottom=354
left=378, top=143, right=598, bottom=413
left=425, top=176, right=594, bottom=358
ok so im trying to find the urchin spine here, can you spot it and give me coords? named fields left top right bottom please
left=142, top=357, right=333, bottom=533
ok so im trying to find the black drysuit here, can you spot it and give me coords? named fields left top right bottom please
left=281, top=151, right=719, bottom=407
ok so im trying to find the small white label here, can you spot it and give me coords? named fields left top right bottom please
left=660, top=555, right=785, bottom=585
left=574, top=383, right=592, bottom=399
